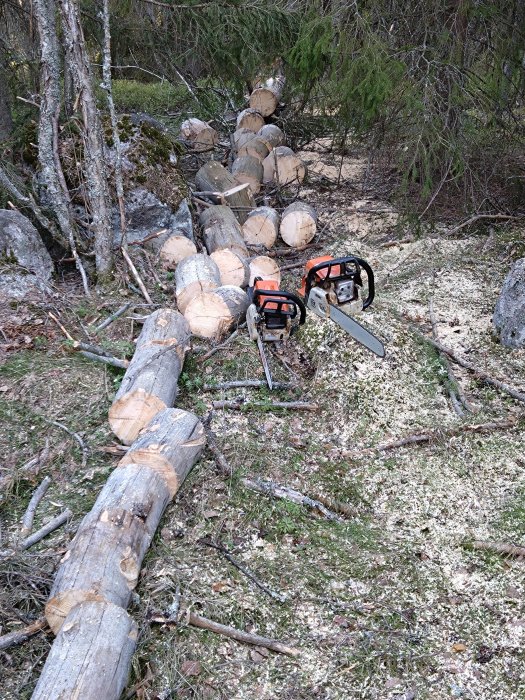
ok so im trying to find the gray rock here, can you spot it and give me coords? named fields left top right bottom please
left=493, top=258, right=525, bottom=348
left=115, top=193, right=193, bottom=246
left=0, top=210, right=53, bottom=280
left=169, top=198, right=193, bottom=241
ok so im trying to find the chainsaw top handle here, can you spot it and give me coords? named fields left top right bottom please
left=253, top=287, right=307, bottom=325
left=305, top=256, right=375, bottom=309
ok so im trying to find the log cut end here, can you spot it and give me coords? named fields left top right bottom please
left=180, top=118, right=218, bottom=152
left=249, top=256, right=281, bottom=286
left=242, top=207, right=279, bottom=248
left=280, top=202, right=317, bottom=247
left=45, top=589, right=105, bottom=635
left=109, top=389, right=167, bottom=445
left=236, top=108, right=265, bottom=132
left=249, top=87, right=279, bottom=117
left=262, top=147, right=306, bottom=186
left=184, top=286, right=249, bottom=339
left=159, top=235, right=198, bottom=268
left=211, top=249, right=249, bottom=287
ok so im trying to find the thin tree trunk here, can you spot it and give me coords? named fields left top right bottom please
left=0, top=50, right=13, bottom=141
left=101, top=0, right=126, bottom=246
left=58, top=0, right=114, bottom=278
left=33, top=0, right=90, bottom=294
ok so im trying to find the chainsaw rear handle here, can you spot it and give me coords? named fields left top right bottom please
left=305, top=256, right=375, bottom=309
left=253, top=288, right=307, bottom=325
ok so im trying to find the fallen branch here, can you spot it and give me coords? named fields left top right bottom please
left=446, top=213, right=523, bottom=237
left=379, top=237, right=413, bottom=248
left=203, top=380, right=295, bottom=391
left=0, top=618, right=48, bottom=651
left=79, top=350, right=129, bottom=370
left=196, top=323, right=246, bottom=363
left=468, top=540, right=525, bottom=558
left=242, top=478, right=342, bottom=522
left=94, top=303, right=132, bottom=332
left=48, top=420, right=89, bottom=468
left=186, top=611, right=299, bottom=657
left=212, top=399, right=317, bottom=412
left=20, top=476, right=52, bottom=537
left=20, top=508, right=72, bottom=550
left=48, top=312, right=74, bottom=341
left=121, top=247, right=153, bottom=304
left=344, top=419, right=517, bottom=458
left=199, top=538, right=286, bottom=602
left=414, top=330, right=525, bottom=404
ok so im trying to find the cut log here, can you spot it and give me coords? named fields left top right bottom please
left=280, top=202, right=317, bottom=247
left=257, top=124, right=285, bottom=150
left=236, top=108, right=265, bottom=133
left=155, top=234, right=197, bottom=269
left=236, top=133, right=270, bottom=162
left=262, top=146, right=307, bottom=186
left=180, top=118, right=218, bottom=152
left=231, top=155, right=264, bottom=195
left=232, top=127, right=255, bottom=148
left=249, top=256, right=281, bottom=286
left=175, top=253, right=221, bottom=314
left=249, top=74, right=285, bottom=117
left=46, top=409, right=204, bottom=633
left=210, top=249, right=250, bottom=287
left=184, top=285, right=249, bottom=339
left=119, top=408, right=206, bottom=496
left=242, top=206, right=279, bottom=248
left=200, top=205, right=248, bottom=258
left=195, top=161, right=255, bottom=224
left=108, top=309, right=190, bottom=444
left=32, top=601, right=137, bottom=700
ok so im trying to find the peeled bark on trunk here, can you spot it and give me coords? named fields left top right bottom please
left=242, top=206, right=279, bottom=248
left=262, top=146, right=307, bottom=186
left=108, top=308, right=190, bottom=444
left=249, top=256, right=281, bottom=286
left=200, top=205, right=248, bottom=258
left=236, top=133, right=270, bottom=162
left=119, top=408, right=206, bottom=495
left=46, top=410, right=204, bottom=633
left=249, top=74, right=285, bottom=117
left=257, top=124, right=285, bottom=150
left=232, top=155, right=264, bottom=195
left=58, top=0, right=114, bottom=277
left=236, top=108, right=265, bottom=133
left=180, top=118, right=218, bottom=152
left=175, top=252, right=221, bottom=313
left=195, top=161, right=255, bottom=224
left=184, top=285, right=249, bottom=339
left=32, top=601, right=137, bottom=700
left=210, top=250, right=249, bottom=287
left=280, top=202, right=317, bottom=247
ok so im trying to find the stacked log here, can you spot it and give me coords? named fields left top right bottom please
left=280, top=202, right=317, bottom=247
left=200, top=206, right=249, bottom=287
left=262, top=146, right=307, bottom=186
left=180, top=118, right=218, bottom=152
left=242, top=206, right=279, bottom=248
left=175, top=253, right=222, bottom=313
left=257, top=124, right=285, bottom=150
left=34, top=408, right=205, bottom=699
left=195, top=161, right=255, bottom=224
left=249, top=74, right=285, bottom=117
left=236, top=108, right=265, bottom=132
left=249, top=255, right=281, bottom=286
left=232, top=155, right=263, bottom=194
left=235, top=132, right=269, bottom=162
left=184, top=285, right=249, bottom=339
left=108, top=309, right=190, bottom=445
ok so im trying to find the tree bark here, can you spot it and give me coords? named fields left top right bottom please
left=195, top=161, right=255, bottom=224
left=262, top=146, right=307, bottom=186
left=180, top=118, right=218, bottom=152
left=108, top=308, right=191, bottom=444
left=175, top=252, right=222, bottom=313
left=58, top=0, right=114, bottom=277
left=200, top=205, right=249, bottom=258
left=257, top=124, right=285, bottom=150
left=232, top=155, right=264, bottom=194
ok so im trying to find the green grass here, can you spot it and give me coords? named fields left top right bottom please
left=96, top=79, right=191, bottom=115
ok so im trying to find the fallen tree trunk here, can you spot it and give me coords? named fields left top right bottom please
left=184, top=285, right=249, bottom=339
left=232, top=155, right=264, bottom=195
left=200, top=205, right=249, bottom=287
left=32, top=601, right=137, bottom=699
left=46, top=408, right=204, bottom=634
left=249, top=74, right=285, bottom=117
left=262, top=146, right=307, bottom=186
left=236, top=108, right=265, bottom=132
left=195, top=161, right=255, bottom=224
left=257, top=124, right=285, bottom=150
left=242, top=206, right=279, bottom=248
left=108, top=309, right=190, bottom=444
left=249, top=255, right=281, bottom=285
left=280, top=202, right=317, bottom=247
left=175, top=253, right=222, bottom=313
left=180, top=118, right=218, bottom=152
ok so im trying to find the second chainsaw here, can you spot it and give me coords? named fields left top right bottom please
left=246, top=277, right=306, bottom=389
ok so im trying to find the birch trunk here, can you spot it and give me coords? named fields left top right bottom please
left=58, top=0, right=114, bottom=277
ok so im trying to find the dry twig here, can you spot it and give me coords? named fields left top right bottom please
left=121, top=247, right=153, bottom=304
left=94, top=303, right=132, bottom=332
left=242, top=477, right=343, bottom=521
left=196, top=323, right=246, bottom=363
left=202, top=380, right=295, bottom=391
left=20, top=508, right=72, bottom=550
left=48, top=419, right=89, bottom=468
left=469, top=540, right=525, bottom=558
left=212, top=399, right=317, bottom=412
left=0, top=618, right=48, bottom=651
left=186, top=611, right=299, bottom=657
left=20, top=476, right=52, bottom=537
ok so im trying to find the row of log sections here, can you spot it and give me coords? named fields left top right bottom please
left=33, top=308, right=206, bottom=698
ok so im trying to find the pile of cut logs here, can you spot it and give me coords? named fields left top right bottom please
left=31, top=68, right=316, bottom=700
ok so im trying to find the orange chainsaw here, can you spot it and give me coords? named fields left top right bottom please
left=299, top=255, right=385, bottom=357
left=246, top=277, right=306, bottom=389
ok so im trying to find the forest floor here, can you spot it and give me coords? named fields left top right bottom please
left=1, top=138, right=525, bottom=700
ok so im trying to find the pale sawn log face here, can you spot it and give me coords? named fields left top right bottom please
left=180, top=118, right=218, bottom=152
left=280, top=202, right=318, bottom=247
left=32, top=601, right=137, bottom=700
left=249, top=256, right=281, bottom=286
left=262, top=147, right=307, bottom=186
left=184, top=286, right=249, bottom=339
left=211, top=249, right=250, bottom=287
left=236, top=108, right=265, bottom=132
left=242, top=206, right=279, bottom=248
left=175, top=252, right=222, bottom=313
left=108, top=308, right=190, bottom=444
